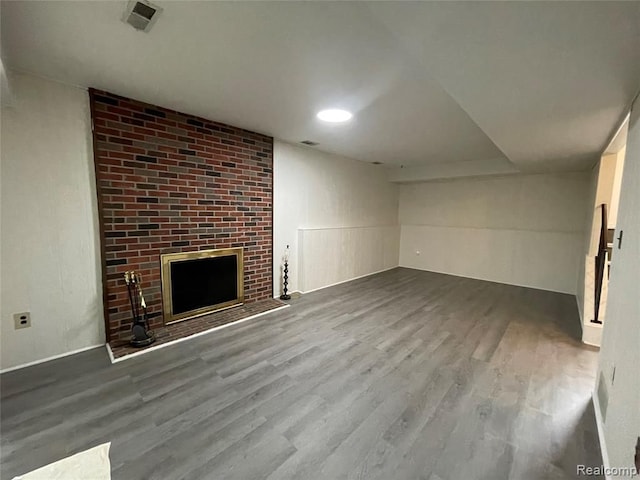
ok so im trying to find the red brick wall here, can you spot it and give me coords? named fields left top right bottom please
left=90, top=90, right=273, bottom=341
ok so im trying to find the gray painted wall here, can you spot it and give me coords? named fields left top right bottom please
left=398, top=172, right=591, bottom=294
left=595, top=100, right=640, bottom=476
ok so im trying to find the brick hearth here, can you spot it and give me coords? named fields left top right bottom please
left=90, top=90, right=273, bottom=342
left=109, top=298, right=286, bottom=359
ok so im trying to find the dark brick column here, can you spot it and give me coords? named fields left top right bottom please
left=90, top=90, right=273, bottom=341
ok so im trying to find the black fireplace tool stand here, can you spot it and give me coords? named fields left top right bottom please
left=280, top=260, right=291, bottom=300
left=124, top=271, right=156, bottom=348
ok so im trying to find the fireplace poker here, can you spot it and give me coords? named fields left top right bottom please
left=124, top=271, right=139, bottom=324
left=134, top=272, right=149, bottom=328
left=130, top=271, right=141, bottom=324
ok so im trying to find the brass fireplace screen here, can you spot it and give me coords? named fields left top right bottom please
left=161, top=247, right=244, bottom=324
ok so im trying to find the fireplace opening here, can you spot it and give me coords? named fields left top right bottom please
left=172, top=255, right=238, bottom=315
left=161, top=247, right=244, bottom=324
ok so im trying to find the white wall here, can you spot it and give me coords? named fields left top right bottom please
left=595, top=100, right=640, bottom=478
left=576, top=162, right=599, bottom=332
left=399, top=172, right=590, bottom=294
left=597, top=154, right=618, bottom=229
left=273, top=141, right=399, bottom=294
left=580, top=149, right=626, bottom=346
left=0, top=72, right=104, bottom=371
left=609, top=146, right=626, bottom=227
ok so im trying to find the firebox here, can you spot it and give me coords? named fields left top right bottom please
left=161, top=247, right=244, bottom=324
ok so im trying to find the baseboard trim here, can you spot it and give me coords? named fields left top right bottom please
left=398, top=264, right=574, bottom=295
left=0, top=343, right=105, bottom=374
left=301, top=266, right=398, bottom=295
left=582, top=322, right=603, bottom=347
left=106, top=304, right=291, bottom=364
left=576, top=296, right=584, bottom=332
left=592, top=393, right=612, bottom=480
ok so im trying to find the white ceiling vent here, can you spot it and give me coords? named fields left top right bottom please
left=123, top=0, right=162, bottom=32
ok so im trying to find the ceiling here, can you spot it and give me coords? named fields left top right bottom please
left=2, top=1, right=639, bottom=173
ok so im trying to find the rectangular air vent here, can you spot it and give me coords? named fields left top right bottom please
left=123, top=0, right=162, bottom=32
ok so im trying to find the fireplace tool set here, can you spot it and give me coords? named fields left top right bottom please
left=124, top=271, right=156, bottom=347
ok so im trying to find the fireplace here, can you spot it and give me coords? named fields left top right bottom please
left=90, top=90, right=273, bottom=341
left=161, top=248, right=244, bottom=324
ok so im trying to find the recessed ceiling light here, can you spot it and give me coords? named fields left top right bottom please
left=317, top=109, right=353, bottom=123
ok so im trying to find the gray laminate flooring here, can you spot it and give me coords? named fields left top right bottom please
left=1, top=268, right=602, bottom=479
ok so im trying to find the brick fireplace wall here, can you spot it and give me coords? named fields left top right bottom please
left=90, top=90, right=273, bottom=341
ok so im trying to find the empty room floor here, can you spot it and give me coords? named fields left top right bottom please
left=1, top=268, right=602, bottom=480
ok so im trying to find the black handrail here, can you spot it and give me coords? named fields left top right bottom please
left=593, top=203, right=608, bottom=324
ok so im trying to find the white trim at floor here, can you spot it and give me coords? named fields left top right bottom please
left=576, top=295, right=584, bottom=330
left=301, top=266, right=397, bottom=295
left=583, top=339, right=602, bottom=348
left=0, top=344, right=105, bottom=374
left=582, top=322, right=604, bottom=347
left=399, top=265, right=574, bottom=295
left=592, top=393, right=612, bottom=480
left=106, top=304, right=291, bottom=364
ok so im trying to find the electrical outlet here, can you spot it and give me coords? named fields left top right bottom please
left=14, top=312, right=31, bottom=329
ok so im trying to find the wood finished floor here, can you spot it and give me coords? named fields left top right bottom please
left=1, top=268, right=602, bottom=480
